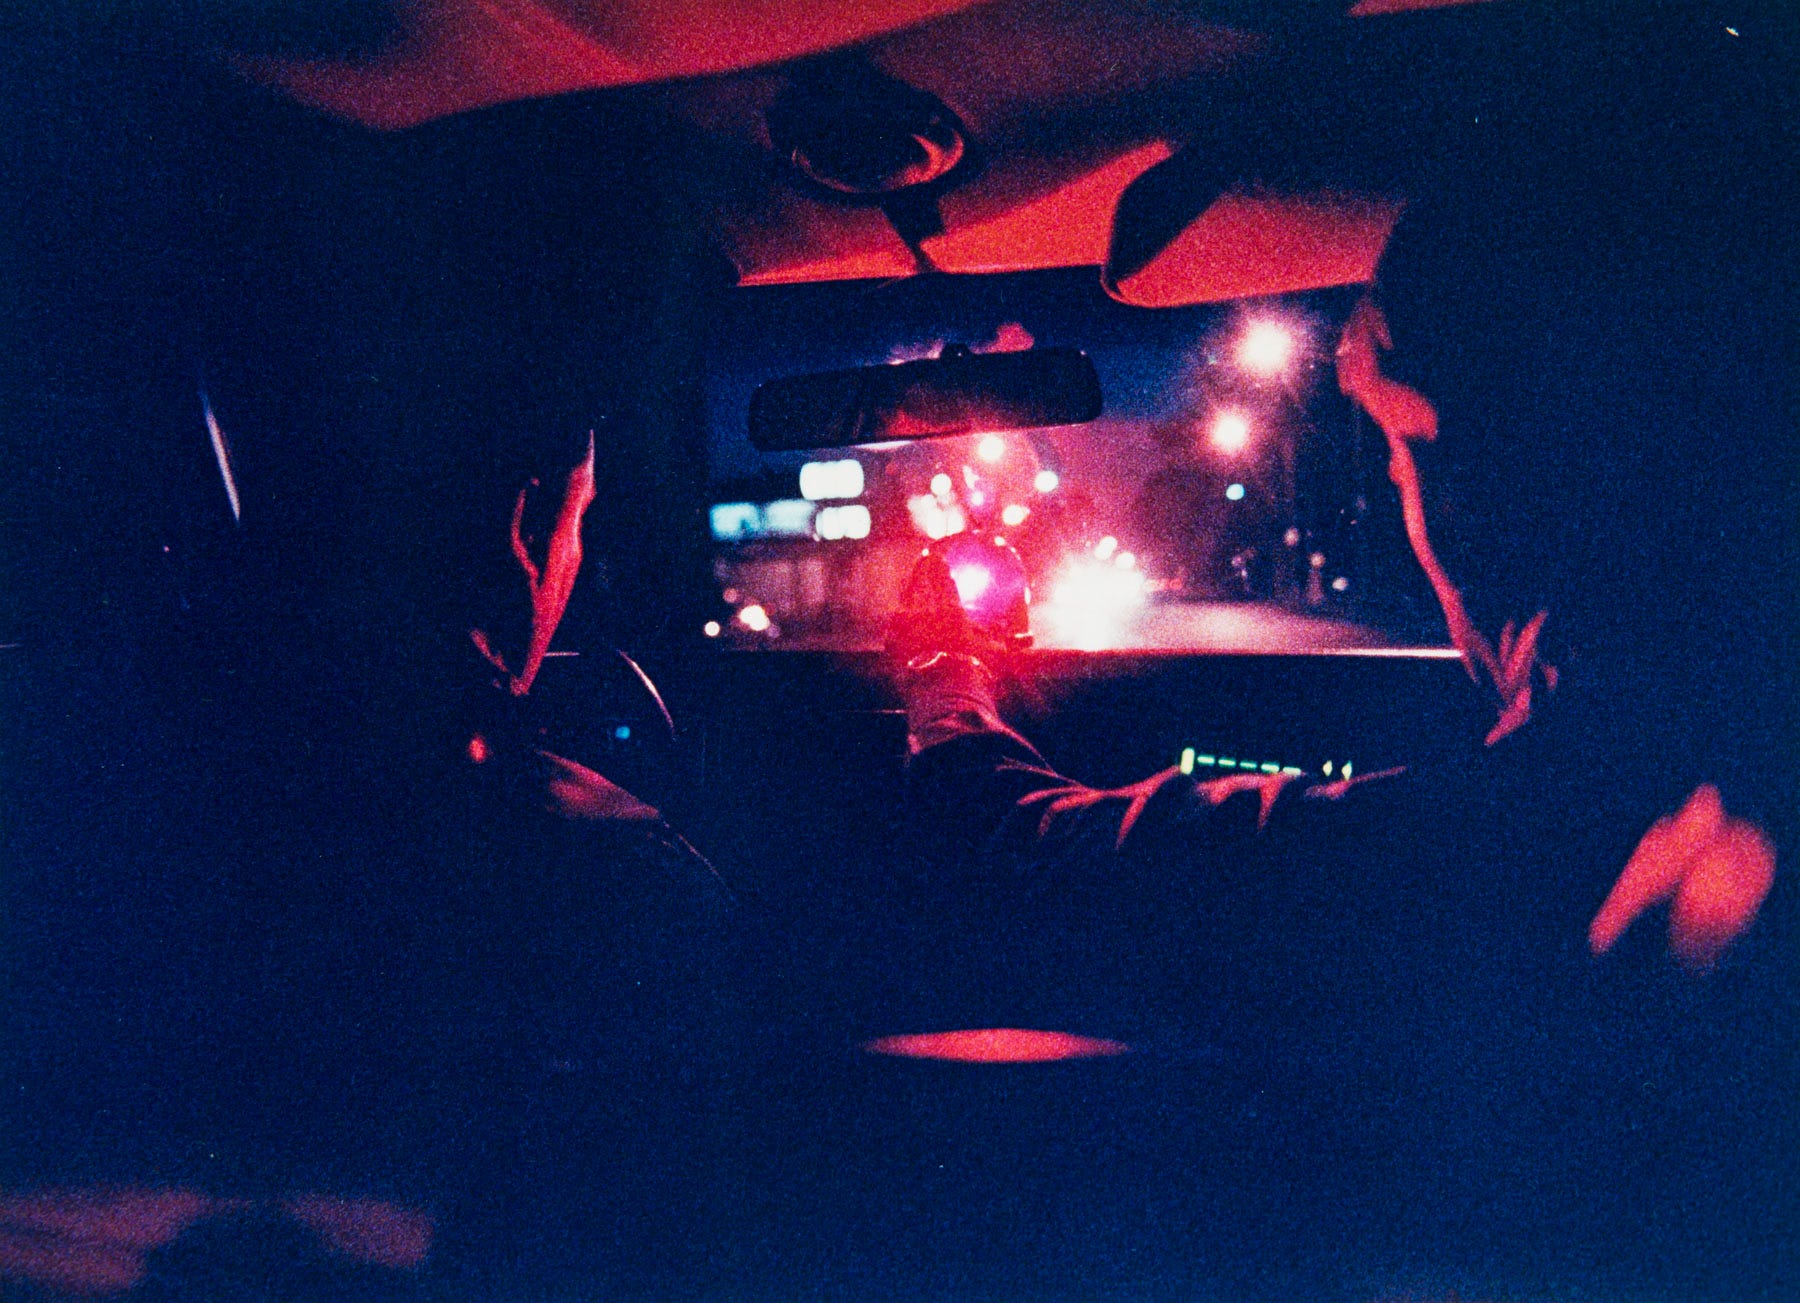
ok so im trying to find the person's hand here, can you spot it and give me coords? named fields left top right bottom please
left=1483, top=612, right=1556, bottom=746
left=1334, top=297, right=1439, bottom=444
left=1589, top=784, right=1776, bottom=969
left=1335, top=295, right=1554, bottom=747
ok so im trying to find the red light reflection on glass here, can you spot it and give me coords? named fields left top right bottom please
left=864, top=1028, right=1131, bottom=1063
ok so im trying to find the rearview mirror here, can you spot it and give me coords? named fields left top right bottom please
left=748, top=346, right=1102, bottom=451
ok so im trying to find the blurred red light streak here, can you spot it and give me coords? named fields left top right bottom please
left=864, top=1028, right=1131, bottom=1062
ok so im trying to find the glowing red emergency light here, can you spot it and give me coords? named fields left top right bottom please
left=863, top=1028, right=1131, bottom=1063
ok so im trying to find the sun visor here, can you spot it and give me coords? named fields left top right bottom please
left=1104, top=185, right=1405, bottom=308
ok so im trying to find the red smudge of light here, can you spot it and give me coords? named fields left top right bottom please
left=1670, top=819, right=1777, bottom=969
left=0, top=1189, right=219, bottom=1249
left=0, top=1188, right=224, bottom=1296
left=864, top=1028, right=1131, bottom=1063
left=280, top=1196, right=435, bottom=1270
left=0, top=1228, right=145, bottom=1295
left=974, top=321, right=1036, bottom=354
left=1349, top=0, right=1499, bottom=16
left=467, top=733, right=490, bottom=764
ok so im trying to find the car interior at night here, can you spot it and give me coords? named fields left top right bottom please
left=3, top=2, right=1794, bottom=1300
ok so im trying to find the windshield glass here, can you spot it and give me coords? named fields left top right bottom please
left=704, top=269, right=1450, bottom=652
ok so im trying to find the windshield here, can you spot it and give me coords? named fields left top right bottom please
left=704, top=270, right=1450, bottom=653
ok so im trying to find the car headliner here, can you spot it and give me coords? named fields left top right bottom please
left=230, top=0, right=1484, bottom=296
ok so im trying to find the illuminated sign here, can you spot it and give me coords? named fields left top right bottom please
left=815, top=504, right=872, bottom=541
left=709, top=499, right=818, bottom=542
left=798, top=459, right=865, bottom=501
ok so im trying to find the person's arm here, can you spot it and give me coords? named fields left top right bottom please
left=1589, top=783, right=1776, bottom=970
left=1337, top=294, right=1776, bottom=966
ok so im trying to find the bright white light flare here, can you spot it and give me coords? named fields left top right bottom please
left=1210, top=411, right=1252, bottom=454
left=950, top=564, right=993, bottom=605
left=908, top=495, right=966, bottom=539
left=1237, top=320, right=1297, bottom=376
left=815, top=504, right=871, bottom=540
left=799, top=458, right=864, bottom=501
left=1037, top=554, right=1147, bottom=651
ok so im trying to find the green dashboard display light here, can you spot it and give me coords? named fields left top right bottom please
left=1180, top=750, right=1349, bottom=784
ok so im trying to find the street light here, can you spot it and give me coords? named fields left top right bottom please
left=1237, top=319, right=1296, bottom=377
left=1209, top=410, right=1252, bottom=454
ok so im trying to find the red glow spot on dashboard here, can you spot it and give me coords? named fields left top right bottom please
left=863, top=1028, right=1131, bottom=1063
